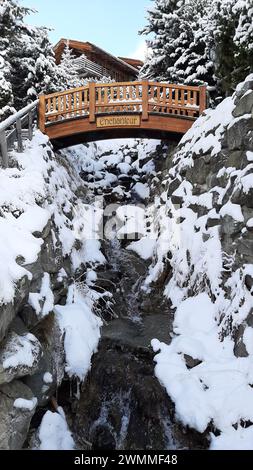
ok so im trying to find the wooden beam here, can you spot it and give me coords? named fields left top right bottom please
left=142, top=80, right=149, bottom=121
left=0, top=131, right=8, bottom=168
left=39, top=95, right=46, bottom=133
left=89, top=82, right=96, bottom=123
left=199, top=85, right=207, bottom=114
left=28, top=110, right=33, bottom=140
left=16, top=118, right=23, bottom=152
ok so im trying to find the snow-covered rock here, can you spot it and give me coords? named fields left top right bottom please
left=55, top=287, right=102, bottom=381
left=38, top=408, right=75, bottom=450
left=145, top=74, right=253, bottom=448
left=0, top=130, right=108, bottom=447
left=0, top=380, right=37, bottom=450
left=132, top=182, right=150, bottom=200
left=0, top=332, right=41, bottom=385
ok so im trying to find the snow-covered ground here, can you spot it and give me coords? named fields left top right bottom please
left=0, top=131, right=108, bottom=449
left=0, top=132, right=102, bottom=304
left=140, top=76, right=253, bottom=449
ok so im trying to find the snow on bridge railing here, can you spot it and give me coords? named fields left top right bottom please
left=0, top=100, right=39, bottom=168
left=39, top=81, right=207, bottom=132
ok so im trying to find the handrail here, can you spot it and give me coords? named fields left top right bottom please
left=95, top=81, right=143, bottom=88
left=148, top=82, right=202, bottom=91
left=0, top=100, right=38, bottom=133
left=44, top=86, right=89, bottom=99
left=0, top=81, right=207, bottom=169
left=39, top=80, right=207, bottom=131
left=0, top=100, right=38, bottom=168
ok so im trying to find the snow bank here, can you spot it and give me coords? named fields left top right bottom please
left=152, top=292, right=253, bottom=434
left=55, top=286, right=102, bottom=381
left=38, top=408, right=75, bottom=450
left=132, top=182, right=150, bottom=200
left=174, top=97, right=235, bottom=170
left=210, top=426, right=253, bottom=450
left=0, top=130, right=108, bottom=307
left=143, top=76, right=253, bottom=448
left=0, top=134, right=65, bottom=303
left=43, top=372, right=53, bottom=384
left=127, top=237, right=156, bottom=260
left=28, top=273, right=54, bottom=318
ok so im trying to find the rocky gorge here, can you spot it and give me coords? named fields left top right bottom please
left=0, top=75, right=253, bottom=450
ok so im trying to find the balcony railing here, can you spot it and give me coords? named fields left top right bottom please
left=73, top=55, right=110, bottom=79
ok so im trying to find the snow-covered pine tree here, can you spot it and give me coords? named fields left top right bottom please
left=0, top=0, right=21, bottom=119
left=23, top=26, right=63, bottom=99
left=140, top=0, right=253, bottom=98
left=57, top=46, right=115, bottom=88
left=140, top=0, right=215, bottom=88
left=173, top=0, right=215, bottom=87
left=0, top=54, right=13, bottom=120
left=140, top=0, right=174, bottom=80
left=0, top=0, right=65, bottom=111
left=209, top=0, right=240, bottom=96
left=1, top=1, right=42, bottom=109
left=234, top=0, right=253, bottom=83
left=57, top=46, right=86, bottom=90
left=9, top=23, right=63, bottom=108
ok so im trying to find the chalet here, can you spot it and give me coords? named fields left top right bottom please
left=54, top=39, right=143, bottom=82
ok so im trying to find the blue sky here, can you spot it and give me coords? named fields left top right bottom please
left=22, top=0, right=152, bottom=59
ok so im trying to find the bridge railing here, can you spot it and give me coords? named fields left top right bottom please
left=0, top=100, right=38, bottom=168
left=39, top=81, right=207, bottom=131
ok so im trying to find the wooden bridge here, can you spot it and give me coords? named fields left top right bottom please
left=38, top=81, right=207, bottom=148
left=0, top=80, right=207, bottom=167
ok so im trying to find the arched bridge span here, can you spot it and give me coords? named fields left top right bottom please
left=38, top=81, right=207, bottom=148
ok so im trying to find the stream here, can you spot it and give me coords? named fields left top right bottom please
left=57, top=140, right=208, bottom=450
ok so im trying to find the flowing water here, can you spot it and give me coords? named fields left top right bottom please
left=59, top=236, right=207, bottom=450
left=57, top=141, right=208, bottom=450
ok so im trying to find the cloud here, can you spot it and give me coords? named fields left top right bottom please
left=130, top=40, right=149, bottom=61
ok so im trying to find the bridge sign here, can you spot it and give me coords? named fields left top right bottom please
left=96, top=115, right=141, bottom=128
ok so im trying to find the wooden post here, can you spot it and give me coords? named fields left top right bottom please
left=89, top=82, right=96, bottom=123
left=39, top=95, right=46, bottom=133
left=28, top=110, right=33, bottom=140
left=142, top=80, right=149, bottom=121
left=16, top=118, right=23, bottom=153
left=0, top=131, right=8, bottom=168
left=199, top=85, right=207, bottom=114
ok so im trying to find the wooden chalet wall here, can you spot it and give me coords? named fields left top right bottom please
left=54, top=39, right=140, bottom=82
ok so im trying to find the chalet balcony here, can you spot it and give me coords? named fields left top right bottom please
left=73, top=55, right=110, bottom=79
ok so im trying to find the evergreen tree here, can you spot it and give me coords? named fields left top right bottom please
left=57, top=46, right=115, bottom=88
left=57, top=45, right=86, bottom=90
left=0, top=54, right=13, bottom=120
left=234, top=0, right=253, bottom=82
left=0, top=0, right=24, bottom=119
left=140, top=0, right=215, bottom=88
left=0, top=0, right=64, bottom=115
left=174, top=1, right=214, bottom=87
left=140, top=0, right=253, bottom=98
left=209, top=0, right=239, bottom=96
left=9, top=24, right=62, bottom=108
